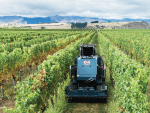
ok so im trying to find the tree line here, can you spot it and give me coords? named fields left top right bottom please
left=71, top=22, right=87, bottom=29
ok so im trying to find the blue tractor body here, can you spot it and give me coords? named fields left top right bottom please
left=77, top=58, right=97, bottom=81
left=65, top=44, right=107, bottom=101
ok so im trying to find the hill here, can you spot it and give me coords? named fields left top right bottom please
left=1, top=16, right=150, bottom=24
left=86, top=21, right=150, bottom=29
left=0, top=15, right=150, bottom=29
left=121, top=21, right=150, bottom=29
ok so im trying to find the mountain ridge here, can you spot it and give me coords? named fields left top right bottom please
left=0, top=15, right=150, bottom=24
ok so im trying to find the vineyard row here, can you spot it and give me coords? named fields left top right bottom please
left=98, top=32, right=149, bottom=112
left=4, top=31, right=95, bottom=113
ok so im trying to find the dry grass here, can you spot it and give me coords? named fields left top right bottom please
left=0, top=22, right=131, bottom=29
left=87, top=22, right=130, bottom=29
left=0, top=23, right=71, bottom=29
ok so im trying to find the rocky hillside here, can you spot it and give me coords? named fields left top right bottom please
left=121, top=21, right=150, bottom=29
left=86, top=21, right=150, bottom=29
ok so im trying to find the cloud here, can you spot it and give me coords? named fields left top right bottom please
left=0, top=0, right=150, bottom=19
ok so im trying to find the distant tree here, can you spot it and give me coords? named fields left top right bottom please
left=41, top=27, right=45, bottom=29
left=71, top=22, right=87, bottom=29
left=91, top=21, right=99, bottom=23
left=3, top=27, right=9, bottom=29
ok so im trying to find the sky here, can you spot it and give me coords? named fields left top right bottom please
left=0, top=0, right=149, bottom=19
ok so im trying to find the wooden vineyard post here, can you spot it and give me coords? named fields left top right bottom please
left=41, top=106, right=46, bottom=113
left=51, top=98, right=54, bottom=108
left=28, top=65, right=32, bottom=75
left=35, top=62, right=38, bottom=70
left=19, top=69, right=23, bottom=81
left=12, top=74, right=16, bottom=87
left=125, top=50, right=128, bottom=55
left=28, top=68, right=30, bottom=75
left=1, top=80, right=4, bottom=100
left=131, top=53, right=133, bottom=59
left=54, top=88, right=57, bottom=102
left=36, top=64, right=38, bottom=70
left=12, top=74, right=17, bottom=92
left=33, top=64, right=34, bottom=75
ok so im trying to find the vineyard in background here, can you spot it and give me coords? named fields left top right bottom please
left=0, top=29, right=150, bottom=113
left=101, top=29, right=150, bottom=67
left=0, top=30, right=91, bottom=85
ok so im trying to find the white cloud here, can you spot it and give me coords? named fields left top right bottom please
left=0, top=0, right=150, bottom=19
